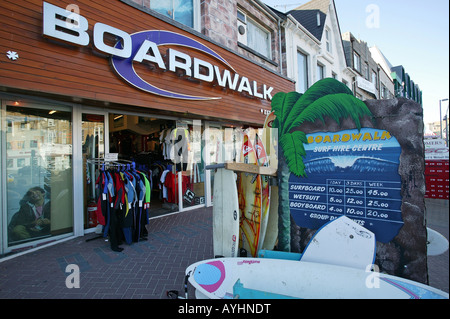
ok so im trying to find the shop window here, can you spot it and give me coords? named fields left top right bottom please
left=5, top=104, right=73, bottom=248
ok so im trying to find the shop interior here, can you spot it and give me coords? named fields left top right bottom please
left=82, top=113, right=206, bottom=231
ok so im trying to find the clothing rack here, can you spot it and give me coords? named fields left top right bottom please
left=86, top=157, right=135, bottom=170
left=85, top=157, right=151, bottom=251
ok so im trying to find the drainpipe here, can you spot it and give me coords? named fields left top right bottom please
left=278, top=18, right=283, bottom=74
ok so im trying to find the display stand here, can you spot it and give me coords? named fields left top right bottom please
left=205, top=163, right=277, bottom=177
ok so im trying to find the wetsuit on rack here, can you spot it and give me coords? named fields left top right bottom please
left=110, top=171, right=125, bottom=252
left=95, top=170, right=107, bottom=226
left=122, top=172, right=135, bottom=245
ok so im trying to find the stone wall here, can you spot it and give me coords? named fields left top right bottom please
left=201, top=0, right=238, bottom=49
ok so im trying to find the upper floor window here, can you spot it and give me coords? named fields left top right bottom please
left=237, top=10, right=272, bottom=59
left=325, top=29, right=332, bottom=53
left=317, top=63, right=325, bottom=81
left=150, top=0, right=194, bottom=28
left=297, top=51, right=309, bottom=93
left=381, top=84, right=387, bottom=99
left=353, top=52, right=361, bottom=73
left=371, top=70, right=377, bottom=87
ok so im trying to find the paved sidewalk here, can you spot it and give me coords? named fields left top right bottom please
left=0, top=207, right=213, bottom=299
left=0, top=199, right=448, bottom=298
left=426, top=198, right=449, bottom=293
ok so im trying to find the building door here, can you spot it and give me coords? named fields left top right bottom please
left=81, top=112, right=107, bottom=230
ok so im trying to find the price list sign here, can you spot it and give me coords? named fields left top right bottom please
left=289, top=128, right=403, bottom=243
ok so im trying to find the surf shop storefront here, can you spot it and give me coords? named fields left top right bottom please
left=0, top=0, right=294, bottom=255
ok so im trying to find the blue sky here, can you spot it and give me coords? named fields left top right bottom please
left=261, top=0, right=449, bottom=125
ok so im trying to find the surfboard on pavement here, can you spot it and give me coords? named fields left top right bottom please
left=186, top=257, right=449, bottom=299
left=300, top=216, right=376, bottom=270
left=261, top=111, right=278, bottom=250
left=254, top=133, right=270, bottom=253
left=427, top=227, right=449, bottom=256
left=213, top=168, right=239, bottom=258
left=237, top=134, right=262, bottom=257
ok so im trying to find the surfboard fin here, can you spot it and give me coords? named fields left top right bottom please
left=300, top=216, right=376, bottom=270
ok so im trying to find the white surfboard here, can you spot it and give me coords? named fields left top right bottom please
left=261, top=186, right=278, bottom=250
left=427, top=227, right=449, bottom=256
left=300, top=216, right=376, bottom=270
left=261, top=111, right=278, bottom=250
left=213, top=168, right=239, bottom=258
left=186, top=257, right=449, bottom=299
left=255, top=134, right=271, bottom=253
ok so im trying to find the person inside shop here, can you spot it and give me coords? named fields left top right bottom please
left=8, top=186, right=51, bottom=242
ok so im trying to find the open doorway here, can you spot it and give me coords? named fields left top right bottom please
left=109, top=114, right=205, bottom=217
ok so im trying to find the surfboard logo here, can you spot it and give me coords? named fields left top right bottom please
left=193, top=261, right=226, bottom=293
left=255, top=144, right=262, bottom=158
left=237, top=260, right=260, bottom=265
left=242, top=145, right=253, bottom=157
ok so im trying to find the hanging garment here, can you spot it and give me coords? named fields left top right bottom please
left=160, top=169, right=170, bottom=201
left=165, top=128, right=190, bottom=167
left=109, top=171, right=125, bottom=251
left=94, top=171, right=108, bottom=226
left=121, top=172, right=135, bottom=245
left=164, top=171, right=192, bottom=204
left=136, top=171, right=151, bottom=241
left=92, top=161, right=154, bottom=250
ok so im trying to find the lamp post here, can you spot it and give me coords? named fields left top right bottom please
left=444, top=115, right=448, bottom=147
left=439, top=98, right=448, bottom=139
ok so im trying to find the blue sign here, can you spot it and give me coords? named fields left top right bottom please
left=289, top=128, right=403, bottom=243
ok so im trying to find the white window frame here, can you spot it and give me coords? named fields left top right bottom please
left=237, top=9, right=272, bottom=59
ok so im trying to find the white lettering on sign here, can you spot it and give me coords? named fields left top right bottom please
left=93, top=23, right=132, bottom=58
left=133, top=40, right=167, bottom=69
left=42, top=2, right=274, bottom=101
left=43, top=2, right=89, bottom=46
